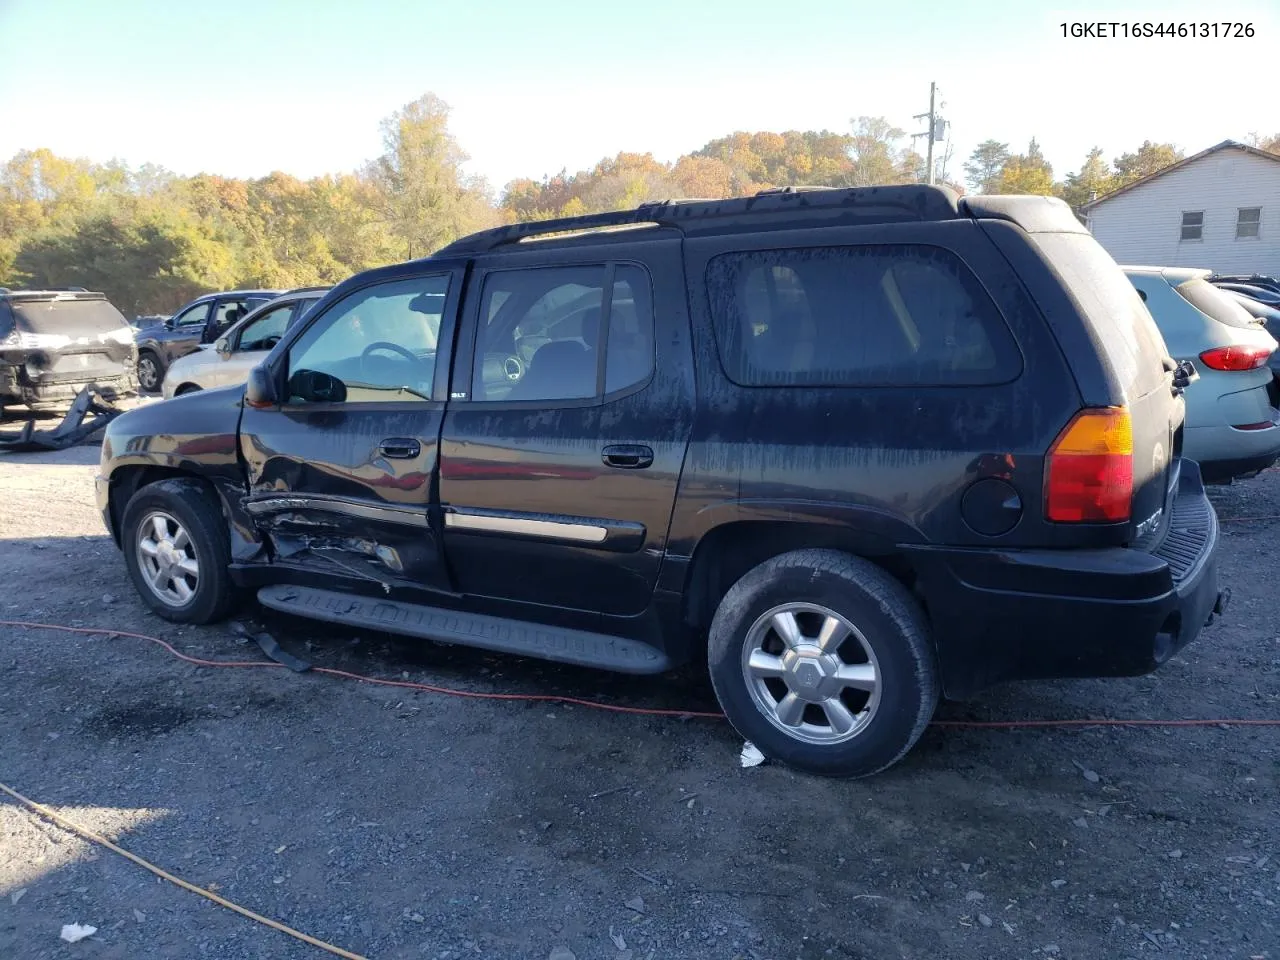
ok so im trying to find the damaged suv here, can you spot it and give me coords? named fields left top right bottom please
left=98, top=186, right=1227, bottom=778
left=1, top=289, right=137, bottom=412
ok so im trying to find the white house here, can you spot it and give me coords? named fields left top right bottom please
left=1082, top=140, right=1280, bottom=275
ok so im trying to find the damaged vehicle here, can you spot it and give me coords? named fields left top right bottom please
left=98, top=186, right=1227, bottom=778
left=0, top=288, right=137, bottom=413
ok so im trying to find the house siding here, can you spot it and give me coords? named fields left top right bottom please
left=1085, top=149, right=1280, bottom=274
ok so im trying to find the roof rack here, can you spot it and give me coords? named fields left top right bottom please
left=435, top=184, right=961, bottom=257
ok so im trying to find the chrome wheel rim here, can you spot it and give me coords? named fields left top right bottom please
left=135, top=511, right=199, bottom=607
left=138, top=356, right=159, bottom=390
left=741, top=602, right=881, bottom=745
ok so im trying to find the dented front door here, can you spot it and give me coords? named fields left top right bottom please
left=237, top=270, right=460, bottom=594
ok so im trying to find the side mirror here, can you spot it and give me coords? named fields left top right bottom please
left=215, top=337, right=230, bottom=357
left=245, top=365, right=278, bottom=409
left=164, top=317, right=176, bottom=329
left=286, top=368, right=346, bottom=404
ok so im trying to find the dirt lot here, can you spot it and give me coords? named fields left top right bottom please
left=0, top=424, right=1277, bottom=960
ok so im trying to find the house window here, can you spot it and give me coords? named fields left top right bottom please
left=1236, top=207, right=1261, bottom=240
left=1180, top=211, right=1203, bottom=242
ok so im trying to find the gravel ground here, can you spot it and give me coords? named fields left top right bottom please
left=0, top=423, right=1277, bottom=960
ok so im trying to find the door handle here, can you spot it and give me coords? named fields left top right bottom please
left=602, top=444, right=653, bottom=469
left=378, top=438, right=421, bottom=459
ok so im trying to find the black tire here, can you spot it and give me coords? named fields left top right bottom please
left=121, top=478, right=239, bottom=624
left=707, top=548, right=938, bottom=778
left=137, top=351, right=164, bottom=392
left=175, top=383, right=202, bottom=396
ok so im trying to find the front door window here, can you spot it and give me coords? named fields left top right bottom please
left=287, top=276, right=449, bottom=404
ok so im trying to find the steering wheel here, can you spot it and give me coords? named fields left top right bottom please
left=360, top=341, right=418, bottom=364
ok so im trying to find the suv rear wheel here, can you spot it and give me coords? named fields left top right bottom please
left=708, top=549, right=938, bottom=778
left=121, top=478, right=238, bottom=623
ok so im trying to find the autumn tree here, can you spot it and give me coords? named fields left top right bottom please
left=1248, top=132, right=1280, bottom=155
left=1060, top=147, right=1115, bottom=214
left=846, top=117, right=910, bottom=186
left=963, top=141, right=1010, bottom=194
left=1112, top=141, right=1183, bottom=187
left=367, top=93, right=496, bottom=259
left=992, top=138, right=1056, bottom=195
left=14, top=202, right=237, bottom=317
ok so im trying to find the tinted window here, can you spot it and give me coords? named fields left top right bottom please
left=1031, top=232, right=1168, bottom=396
left=706, top=245, right=1020, bottom=387
left=235, top=303, right=295, bottom=351
left=287, top=276, right=448, bottom=404
left=605, top=266, right=655, bottom=394
left=8, top=297, right=130, bottom=336
left=472, top=264, right=655, bottom=402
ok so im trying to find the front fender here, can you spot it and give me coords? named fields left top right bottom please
left=101, top=387, right=262, bottom=560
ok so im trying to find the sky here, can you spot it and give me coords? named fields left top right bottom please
left=1, top=0, right=1276, bottom=194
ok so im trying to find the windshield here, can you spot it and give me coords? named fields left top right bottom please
left=10, top=297, right=130, bottom=336
left=1174, top=278, right=1258, bottom=330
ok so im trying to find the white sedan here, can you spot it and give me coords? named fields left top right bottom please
left=161, top=288, right=328, bottom=399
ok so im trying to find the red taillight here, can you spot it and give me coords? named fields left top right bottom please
left=1197, top=344, right=1272, bottom=371
left=1045, top=408, right=1133, bottom=523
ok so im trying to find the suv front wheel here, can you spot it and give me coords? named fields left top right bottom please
left=121, top=478, right=238, bottom=623
left=708, top=549, right=938, bottom=778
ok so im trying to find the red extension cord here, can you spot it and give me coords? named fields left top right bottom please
left=2, top=619, right=1277, bottom=730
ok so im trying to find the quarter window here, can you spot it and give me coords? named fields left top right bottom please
left=705, top=244, right=1020, bottom=387
left=1180, top=211, right=1204, bottom=241
left=1236, top=207, right=1261, bottom=240
left=287, top=275, right=448, bottom=404
left=471, top=264, right=655, bottom=402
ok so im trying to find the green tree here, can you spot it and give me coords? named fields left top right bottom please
left=1061, top=147, right=1115, bottom=213
left=1112, top=141, right=1183, bottom=187
left=14, top=204, right=237, bottom=317
left=963, top=140, right=1010, bottom=194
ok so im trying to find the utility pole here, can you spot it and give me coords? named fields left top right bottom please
left=912, top=82, right=946, bottom=185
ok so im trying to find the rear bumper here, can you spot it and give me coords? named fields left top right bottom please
left=909, top=462, right=1223, bottom=700
left=1, top=367, right=137, bottom=407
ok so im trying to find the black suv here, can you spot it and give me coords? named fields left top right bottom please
left=1, top=289, right=137, bottom=411
left=97, top=187, right=1226, bottom=777
left=134, top=289, right=283, bottom=391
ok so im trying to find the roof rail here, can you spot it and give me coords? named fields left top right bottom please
left=435, top=184, right=961, bottom=257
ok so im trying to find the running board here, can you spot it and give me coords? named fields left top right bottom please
left=256, top=585, right=670, bottom=675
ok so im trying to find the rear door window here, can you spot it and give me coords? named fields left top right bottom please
left=705, top=244, right=1021, bottom=387
left=470, top=263, right=656, bottom=402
